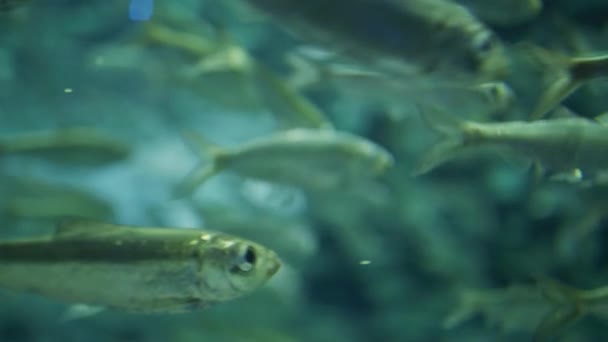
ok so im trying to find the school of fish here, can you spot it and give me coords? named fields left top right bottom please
left=2, top=0, right=608, bottom=341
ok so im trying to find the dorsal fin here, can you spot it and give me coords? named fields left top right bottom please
left=54, top=218, right=121, bottom=239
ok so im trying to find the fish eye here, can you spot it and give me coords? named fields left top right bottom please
left=473, top=33, right=496, bottom=55
left=244, top=246, right=256, bottom=264
left=234, top=245, right=256, bottom=273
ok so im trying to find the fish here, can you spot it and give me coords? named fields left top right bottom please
left=286, top=53, right=516, bottom=118
left=525, top=46, right=608, bottom=120
left=457, top=278, right=588, bottom=340
left=454, top=0, right=542, bottom=26
left=240, top=0, right=508, bottom=79
left=0, top=127, right=130, bottom=166
left=414, top=106, right=608, bottom=179
left=445, top=277, right=608, bottom=341
left=175, top=128, right=394, bottom=196
left=0, top=220, right=281, bottom=313
left=141, top=23, right=332, bottom=129
left=4, top=190, right=114, bottom=222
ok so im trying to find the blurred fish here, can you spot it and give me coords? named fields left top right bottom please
left=445, top=278, right=608, bottom=341
left=141, top=23, right=332, bottom=129
left=4, top=192, right=113, bottom=222
left=444, top=284, right=552, bottom=333
left=525, top=46, right=608, bottom=120
left=287, top=53, right=516, bottom=118
left=0, top=220, right=280, bottom=313
left=415, top=107, right=608, bottom=179
left=0, top=127, right=130, bottom=166
left=176, top=128, right=394, bottom=196
left=454, top=0, right=542, bottom=26
left=251, top=63, right=334, bottom=130
left=240, top=0, right=508, bottom=79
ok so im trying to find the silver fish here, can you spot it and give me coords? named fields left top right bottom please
left=176, top=128, right=394, bottom=196
left=446, top=277, right=608, bottom=341
left=414, top=107, right=608, bottom=178
left=454, top=0, right=542, bottom=26
left=0, top=127, right=130, bottom=166
left=525, top=46, right=608, bottom=120
left=141, top=23, right=332, bottom=130
left=286, top=54, right=515, bottom=117
left=240, top=0, right=508, bottom=79
left=0, top=220, right=281, bottom=313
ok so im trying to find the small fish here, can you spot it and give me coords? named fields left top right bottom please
left=286, top=54, right=515, bottom=118
left=0, top=220, right=280, bottom=313
left=525, top=46, right=608, bottom=120
left=0, top=127, right=130, bottom=166
left=251, top=63, right=334, bottom=130
left=540, top=280, right=608, bottom=341
left=176, top=128, right=394, bottom=196
left=414, top=107, right=608, bottom=178
left=446, top=278, right=608, bottom=341
left=454, top=0, right=543, bottom=26
left=241, top=0, right=508, bottom=79
left=141, top=23, right=332, bottom=129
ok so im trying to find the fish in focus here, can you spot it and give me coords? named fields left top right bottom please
left=454, top=0, right=543, bottom=26
left=176, top=128, right=394, bottom=196
left=239, top=0, right=508, bottom=80
left=414, top=107, right=608, bottom=179
left=525, top=47, right=608, bottom=120
left=0, top=220, right=281, bottom=313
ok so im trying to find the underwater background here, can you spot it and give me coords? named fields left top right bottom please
left=1, top=0, right=608, bottom=341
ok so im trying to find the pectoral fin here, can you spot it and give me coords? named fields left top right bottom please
left=530, top=76, right=583, bottom=120
left=412, top=106, right=468, bottom=176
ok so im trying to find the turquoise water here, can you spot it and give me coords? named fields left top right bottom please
left=0, top=1, right=607, bottom=341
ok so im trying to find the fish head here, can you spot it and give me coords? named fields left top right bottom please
left=197, top=236, right=281, bottom=301
left=349, top=139, right=394, bottom=176
left=465, top=30, right=510, bottom=80
left=475, top=81, right=516, bottom=112
left=372, top=148, right=395, bottom=175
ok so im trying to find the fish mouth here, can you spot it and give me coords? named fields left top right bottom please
left=374, top=154, right=395, bottom=174
left=267, top=258, right=281, bottom=277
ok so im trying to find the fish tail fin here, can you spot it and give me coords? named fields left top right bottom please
left=518, top=44, right=581, bottom=120
left=442, top=289, right=484, bottom=329
left=533, top=277, right=586, bottom=342
left=173, top=130, right=223, bottom=197
left=412, top=106, right=468, bottom=176
left=284, top=52, right=323, bottom=91
left=530, top=76, right=583, bottom=120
